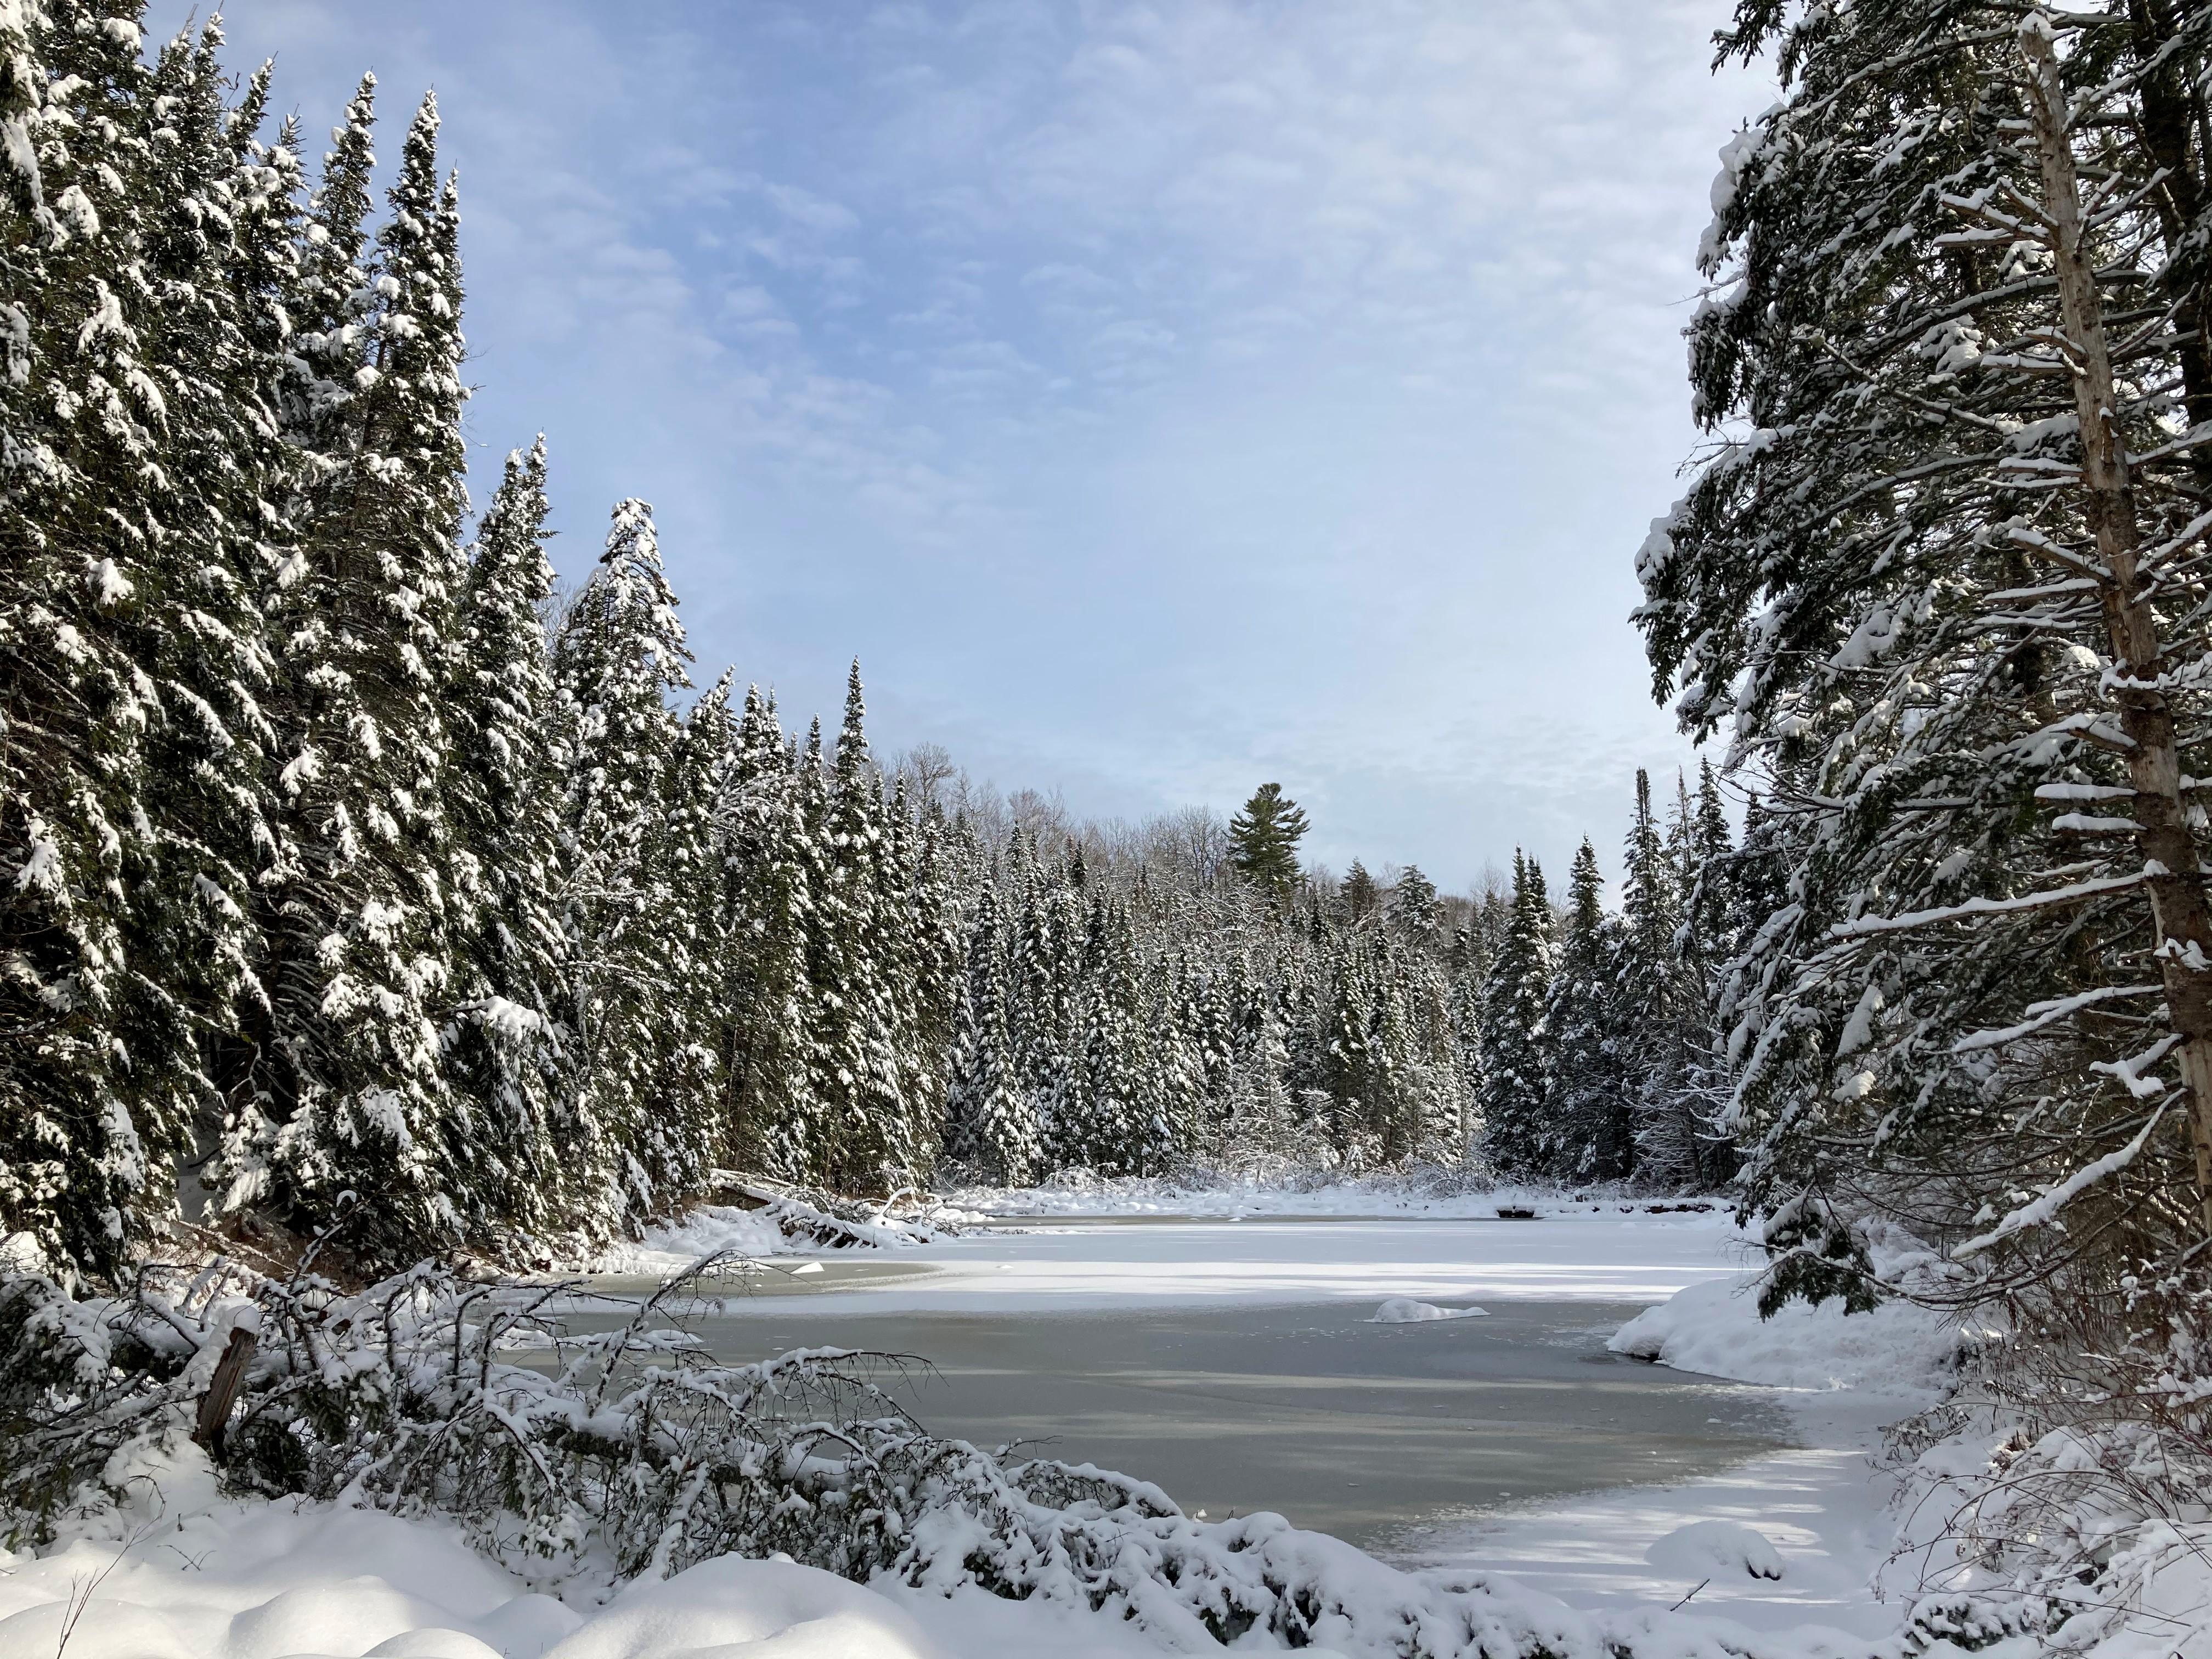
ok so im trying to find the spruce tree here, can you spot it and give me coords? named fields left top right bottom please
left=1342, top=860, right=1379, bottom=922
left=552, top=499, right=693, bottom=1227
left=1404, top=950, right=1468, bottom=1163
left=1477, top=853, right=1554, bottom=1178
left=1133, top=947, right=1194, bottom=1173
left=1446, top=956, right=1486, bottom=1137
left=445, top=438, right=571, bottom=1237
left=1654, top=761, right=1740, bottom=1192
left=1317, top=932, right=1380, bottom=1161
left=721, top=686, right=817, bottom=1181
left=808, top=664, right=910, bottom=1194
left=786, top=718, right=834, bottom=1185
left=1361, top=939, right=1417, bottom=1163
left=944, top=882, right=1036, bottom=1183
left=1010, top=839, right=1078, bottom=1168
left=1681, top=761, right=1735, bottom=972
left=224, top=87, right=475, bottom=1262
left=650, top=671, right=735, bottom=1192
left=1542, top=840, right=1633, bottom=1182
left=1616, top=769, right=1703, bottom=1188
left=1386, top=866, right=1441, bottom=946
left=904, top=802, right=963, bottom=1167
left=0, top=8, right=284, bottom=1278
left=1072, top=921, right=1136, bottom=1173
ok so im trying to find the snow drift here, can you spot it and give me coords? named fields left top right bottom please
left=1607, top=1269, right=1960, bottom=1397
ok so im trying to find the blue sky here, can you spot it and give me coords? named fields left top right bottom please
left=152, top=1, right=1773, bottom=892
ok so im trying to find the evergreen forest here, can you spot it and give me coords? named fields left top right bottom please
left=0, top=7, right=1754, bottom=1288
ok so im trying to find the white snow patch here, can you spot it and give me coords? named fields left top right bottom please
left=685, top=1211, right=1753, bottom=1314
left=1369, top=1297, right=1488, bottom=1323
left=591, top=1204, right=810, bottom=1273
left=1606, top=1271, right=1959, bottom=1398
left=0, top=1443, right=1159, bottom=1659
left=538, top=1557, right=939, bottom=1658
left=1644, top=1519, right=1785, bottom=1581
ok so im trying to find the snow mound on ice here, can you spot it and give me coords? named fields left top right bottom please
left=1643, top=1519, right=1784, bottom=1581
left=1607, top=1270, right=1956, bottom=1397
left=543, top=1556, right=940, bottom=1659
left=1369, top=1297, right=1488, bottom=1323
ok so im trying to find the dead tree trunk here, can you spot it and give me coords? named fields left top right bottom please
left=191, top=1324, right=258, bottom=1459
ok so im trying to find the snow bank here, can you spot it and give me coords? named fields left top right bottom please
left=0, top=1447, right=960, bottom=1659
left=1370, top=1297, right=1488, bottom=1323
left=0, top=1438, right=1877, bottom=1659
left=1607, top=1271, right=1959, bottom=1397
left=541, top=1558, right=940, bottom=1659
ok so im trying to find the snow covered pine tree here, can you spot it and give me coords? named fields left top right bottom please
left=1639, top=0, right=2212, bottom=1308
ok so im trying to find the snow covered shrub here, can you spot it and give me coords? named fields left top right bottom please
left=0, top=1251, right=945, bottom=1577
left=1888, top=1408, right=2212, bottom=1656
left=1874, top=1275, right=2212, bottom=1654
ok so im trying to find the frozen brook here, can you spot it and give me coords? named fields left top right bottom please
left=589, top=1205, right=1933, bottom=1640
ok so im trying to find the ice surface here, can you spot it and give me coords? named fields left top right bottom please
left=663, top=1296, right=1787, bottom=1545
left=628, top=1208, right=1756, bottom=1314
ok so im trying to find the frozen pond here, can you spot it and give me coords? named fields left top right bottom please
left=684, top=1297, right=1787, bottom=1547
left=581, top=1212, right=1791, bottom=1548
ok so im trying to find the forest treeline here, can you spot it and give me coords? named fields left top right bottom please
left=0, top=7, right=1750, bottom=1285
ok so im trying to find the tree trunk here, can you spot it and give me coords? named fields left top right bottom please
left=2022, top=16, right=2212, bottom=1235
left=191, top=1324, right=258, bottom=1459
left=2124, top=0, right=2212, bottom=496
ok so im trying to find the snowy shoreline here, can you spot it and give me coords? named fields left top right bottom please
left=0, top=1200, right=1982, bottom=1659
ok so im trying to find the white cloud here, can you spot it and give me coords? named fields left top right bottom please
left=149, top=0, right=1767, bottom=885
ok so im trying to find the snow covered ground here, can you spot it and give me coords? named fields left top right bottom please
left=1385, top=1267, right=1961, bottom=1641
left=0, top=1193, right=1980, bottom=1658
left=0, top=1444, right=1161, bottom=1658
